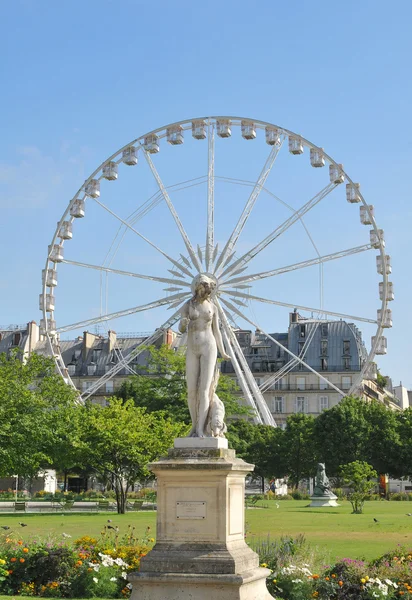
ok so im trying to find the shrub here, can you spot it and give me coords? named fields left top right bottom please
left=332, top=487, right=347, bottom=500
left=291, top=490, right=310, bottom=500
left=0, top=525, right=155, bottom=598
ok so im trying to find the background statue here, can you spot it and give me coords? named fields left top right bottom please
left=179, top=274, right=230, bottom=438
left=313, top=462, right=333, bottom=497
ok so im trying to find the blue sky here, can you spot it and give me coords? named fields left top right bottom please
left=0, top=0, right=411, bottom=386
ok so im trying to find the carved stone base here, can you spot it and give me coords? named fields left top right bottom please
left=129, top=446, right=272, bottom=599
left=309, top=494, right=340, bottom=507
left=129, top=568, right=272, bottom=600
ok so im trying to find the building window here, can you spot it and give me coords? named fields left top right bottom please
left=296, top=396, right=307, bottom=413
left=105, top=381, right=114, bottom=394
left=296, top=377, right=305, bottom=391
left=12, top=333, right=21, bottom=346
left=321, top=323, right=328, bottom=337
left=320, top=378, right=329, bottom=390
left=321, top=358, right=328, bottom=371
left=319, top=396, right=329, bottom=411
left=343, top=340, right=351, bottom=355
left=342, top=376, right=352, bottom=390
left=67, top=364, right=76, bottom=376
left=343, top=357, right=351, bottom=370
left=82, top=381, right=93, bottom=392
left=255, top=378, right=261, bottom=386
left=321, top=340, right=328, bottom=356
left=274, top=378, right=286, bottom=390
left=92, top=349, right=102, bottom=362
left=298, top=341, right=305, bottom=355
left=87, top=364, right=97, bottom=376
left=299, top=324, right=306, bottom=338
left=252, top=362, right=261, bottom=372
left=273, top=396, right=284, bottom=413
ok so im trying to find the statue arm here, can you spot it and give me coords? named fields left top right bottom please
left=179, top=302, right=189, bottom=333
left=212, top=308, right=231, bottom=361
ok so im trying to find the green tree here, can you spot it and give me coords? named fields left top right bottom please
left=227, top=420, right=286, bottom=492
left=283, top=413, right=316, bottom=489
left=362, top=400, right=401, bottom=478
left=118, top=345, right=250, bottom=422
left=313, top=396, right=369, bottom=476
left=395, top=408, right=412, bottom=480
left=376, top=370, right=388, bottom=389
left=77, top=398, right=187, bottom=513
left=340, top=460, right=377, bottom=514
left=0, top=351, right=77, bottom=479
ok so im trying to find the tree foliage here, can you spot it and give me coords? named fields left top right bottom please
left=282, top=413, right=316, bottom=488
left=76, top=398, right=186, bottom=513
left=0, top=352, right=77, bottom=478
left=118, top=345, right=250, bottom=422
left=340, top=460, right=377, bottom=514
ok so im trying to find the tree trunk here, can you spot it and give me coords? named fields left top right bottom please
left=261, top=476, right=265, bottom=494
left=64, top=471, right=68, bottom=492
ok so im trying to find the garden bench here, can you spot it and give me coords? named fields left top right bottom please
left=97, top=500, right=115, bottom=511
left=14, top=501, right=26, bottom=512
left=127, top=500, right=144, bottom=511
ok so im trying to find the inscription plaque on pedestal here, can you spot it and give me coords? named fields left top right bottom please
left=176, top=501, right=206, bottom=519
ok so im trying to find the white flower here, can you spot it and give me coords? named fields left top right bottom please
left=102, top=557, right=114, bottom=567
left=93, top=577, right=98, bottom=584
left=93, top=565, right=100, bottom=572
left=115, top=557, right=128, bottom=567
left=291, top=578, right=303, bottom=583
left=110, top=577, right=117, bottom=582
left=122, top=571, right=128, bottom=579
left=300, top=567, right=312, bottom=576
left=126, top=583, right=132, bottom=589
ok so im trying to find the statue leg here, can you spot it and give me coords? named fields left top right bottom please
left=197, top=351, right=217, bottom=437
left=186, top=351, right=200, bottom=436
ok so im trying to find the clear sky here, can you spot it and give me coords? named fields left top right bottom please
left=0, top=0, right=411, bottom=386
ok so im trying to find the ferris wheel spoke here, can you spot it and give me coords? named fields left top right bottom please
left=92, top=197, right=193, bottom=278
left=219, top=296, right=346, bottom=396
left=81, top=306, right=183, bottom=401
left=220, top=182, right=337, bottom=279
left=220, top=243, right=372, bottom=287
left=221, top=289, right=377, bottom=324
left=215, top=143, right=283, bottom=274
left=56, top=291, right=190, bottom=334
left=61, top=258, right=191, bottom=287
left=205, top=122, right=215, bottom=272
left=141, top=148, right=202, bottom=273
left=216, top=299, right=276, bottom=426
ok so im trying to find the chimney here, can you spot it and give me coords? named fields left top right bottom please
left=108, top=330, right=117, bottom=353
left=83, top=331, right=97, bottom=361
left=163, top=328, right=175, bottom=348
left=290, top=309, right=299, bottom=324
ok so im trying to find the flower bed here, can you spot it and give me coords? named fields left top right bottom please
left=254, top=535, right=412, bottom=599
left=0, top=525, right=154, bottom=597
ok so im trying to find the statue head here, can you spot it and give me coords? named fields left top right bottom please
left=191, top=274, right=216, bottom=298
left=317, top=463, right=325, bottom=473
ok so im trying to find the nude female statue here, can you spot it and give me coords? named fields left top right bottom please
left=179, top=274, right=231, bottom=438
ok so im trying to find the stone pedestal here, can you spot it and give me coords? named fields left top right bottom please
left=129, top=439, right=271, bottom=600
left=309, top=493, right=339, bottom=507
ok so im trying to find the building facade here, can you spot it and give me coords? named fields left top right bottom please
left=1, top=314, right=406, bottom=417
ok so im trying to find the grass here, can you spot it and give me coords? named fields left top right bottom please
left=246, top=499, right=412, bottom=561
left=0, top=501, right=412, bottom=562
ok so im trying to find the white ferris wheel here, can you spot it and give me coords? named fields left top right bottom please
left=40, top=116, right=393, bottom=426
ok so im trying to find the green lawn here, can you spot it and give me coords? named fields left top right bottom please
left=246, top=500, right=412, bottom=561
left=1, top=501, right=412, bottom=561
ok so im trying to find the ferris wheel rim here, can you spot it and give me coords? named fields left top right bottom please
left=41, top=115, right=391, bottom=412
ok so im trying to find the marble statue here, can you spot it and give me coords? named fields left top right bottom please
left=179, top=274, right=230, bottom=438
left=313, top=463, right=333, bottom=497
